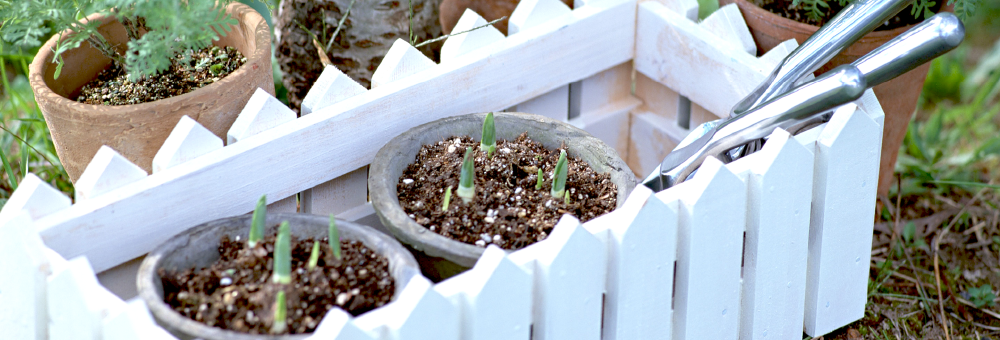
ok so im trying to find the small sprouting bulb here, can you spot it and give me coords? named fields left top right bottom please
left=564, top=190, right=571, bottom=205
left=271, top=290, right=287, bottom=334
left=550, top=150, right=568, bottom=198
left=248, top=194, right=266, bottom=247
left=442, top=186, right=453, bottom=211
left=535, top=168, right=543, bottom=190
left=481, top=112, right=496, bottom=158
left=456, top=147, right=476, bottom=204
left=329, top=214, right=342, bottom=261
left=307, top=241, right=321, bottom=271
left=272, top=221, right=291, bottom=284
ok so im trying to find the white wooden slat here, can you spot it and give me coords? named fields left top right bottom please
left=645, top=0, right=699, bottom=21
left=102, top=298, right=177, bottom=340
left=856, top=88, right=886, bottom=127
left=226, top=88, right=297, bottom=145
left=512, top=85, right=570, bottom=122
left=803, top=104, right=881, bottom=336
left=634, top=72, right=682, bottom=122
left=308, top=308, right=377, bottom=340
left=267, top=195, right=299, bottom=213
left=301, top=65, right=368, bottom=116
left=354, top=275, right=459, bottom=340
left=0, top=212, right=50, bottom=340
left=724, top=128, right=813, bottom=340
left=509, top=0, right=572, bottom=35
left=371, top=39, right=438, bottom=88
left=36, top=0, right=636, bottom=273
left=575, top=62, right=634, bottom=118
left=690, top=102, right=719, bottom=125
left=48, top=256, right=126, bottom=340
left=568, top=96, right=639, bottom=159
left=303, top=166, right=368, bottom=215
left=655, top=157, right=745, bottom=340
left=434, top=245, right=532, bottom=340
left=152, top=116, right=224, bottom=174
left=0, top=173, right=71, bottom=221
left=627, top=111, right=684, bottom=178
left=441, top=9, right=506, bottom=63
left=698, top=3, right=755, bottom=55
left=507, top=215, right=606, bottom=340
left=74, top=146, right=148, bottom=202
left=758, top=39, right=799, bottom=69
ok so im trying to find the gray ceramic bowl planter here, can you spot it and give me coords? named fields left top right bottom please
left=137, top=213, right=420, bottom=340
left=369, top=112, right=637, bottom=281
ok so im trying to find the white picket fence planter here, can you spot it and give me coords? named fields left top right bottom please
left=0, top=0, right=886, bottom=338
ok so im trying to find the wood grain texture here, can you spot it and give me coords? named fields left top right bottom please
left=74, top=146, right=148, bottom=202
left=512, top=85, right=570, bottom=122
left=300, top=65, right=368, bottom=116
left=152, top=116, right=223, bottom=174
left=226, top=88, right=297, bottom=145
left=371, top=39, right=438, bottom=89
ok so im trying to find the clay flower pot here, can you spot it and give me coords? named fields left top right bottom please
left=137, top=213, right=420, bottom=340
left=28, top=2, right=275, bottom=182
left=369, top=112, right=637, bottom=281
left=720, top=0, right=934, bottom=195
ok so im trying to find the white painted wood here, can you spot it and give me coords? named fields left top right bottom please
left=758, top=39, right=799, bottom=69
left=354, top=275, right=459, bottom=340
left=856, top=88, right=886, bottom=127
left=690, top=102, right=719, bottom=125
left=267, top=194, right=298, bottom=213
left=512, top=85, right=570, bottom=122
left=301, top=65, right=368, bottom=116
left=655, top=157, right=745, bottom=340
left=48, top=256, right=126, bottom=340
left=0, top=173, right=71, bottom=221
left=508, top=215, right=606, bottom=340
left=568, top=96, right=639, bottom=159
left=441, top=9, right=506, bottom=63
left=102, top=298, right=177, bottom=340
left=627, top=111, right=684, bottom=178
left=434, top=245, right=532, bottom=340
left=725, top=129, right=813, bottom=340
left=371, top=39, right=438, bottom=88
left=634, top=72, right=682, bottom=121
left=0, top=212, right=50, bottom=340
left=303, top=166, right=368, bottom=215
left=226, top=88, right=297, bottom=145
left=576, top=62, right=634, bottom=117
left=75, top=146, right=148, bottom=202
left=645, top=0, right=699, bottom=21
left=698, top=4, right=755, bottom=55
left=152, top=116, right=223, bottom=174
left=509, top=0, right=572, bottom=35
left=309, top=308, right=377, bottom=340
left=803, top=104, right=881, bottom=336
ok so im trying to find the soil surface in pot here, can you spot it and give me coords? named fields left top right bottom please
left=160, top=232, right=394, bottom=335
left=397, top=133, right=617, bottom=250
left=75, top=46, right=246, bottom=106
left=751, top=0, right=941, bottom=30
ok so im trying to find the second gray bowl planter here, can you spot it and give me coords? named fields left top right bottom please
left=369, top=112, right=637, bottom=281
left=137, top=213, right=420, bottom=340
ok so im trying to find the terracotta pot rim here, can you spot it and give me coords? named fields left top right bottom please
left=27, top=2, right=270, bottom=117
left=726, top=0, right=914, bottom=43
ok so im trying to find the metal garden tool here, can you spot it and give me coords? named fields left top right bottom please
left=641, top=12, right=966, bottom=192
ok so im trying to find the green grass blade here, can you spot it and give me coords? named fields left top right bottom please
left=249, top=194, right=267, bottom=247
left=480, top=112, right=496, bottom=157
left=550, top=150, right=567, bottom=198
left=0, top=144, right=17, bottom=192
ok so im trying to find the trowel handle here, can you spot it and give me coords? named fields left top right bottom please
left=854, top=12, right=965, bottom=88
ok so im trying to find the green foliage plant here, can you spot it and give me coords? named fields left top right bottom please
left=271, top=290, right=287, bottom=334
left=967, top=284, right=996, bottom=308
left=788, top=0, right=979, bottom=23
left=0, top=0, right=238, bottom=80
left=272, top=221, right=291, bottom=284
left=550, top=150, right=568, bottom=198
left=457, top=147, right=476, bottom=204
left=329, top=214, right=341, bottom=260
left=480, top=112, right=496, bottom=158
left=249, top=195, right=266, bottom=247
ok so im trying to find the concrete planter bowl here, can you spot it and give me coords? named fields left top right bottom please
left=369, top=112, right=637, bottom=281
left=137, top=213, right=420, bottom=340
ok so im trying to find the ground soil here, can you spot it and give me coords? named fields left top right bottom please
left=160, top=231, right=394, bottom=335
left=751, top=0, right=940, bottom=30
left=75, top=46, right=245, bottom=106
left=396, top=133, right=618, bottom=250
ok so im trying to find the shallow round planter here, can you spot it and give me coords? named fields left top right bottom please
left=137, top=213, right=420, bottom=340
left=29, top=2, right=274, bottom=182
left=720, top=0, right=936, bottom=196
left=369, top=112, right=637, bottom=281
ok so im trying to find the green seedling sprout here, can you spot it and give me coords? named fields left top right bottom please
left=307, top=241, right=321, bottom=271
left=249, top=195, right=266, bottom=247
left=271, top=290, right=287, bottom=334
left=536, top=168, right=543, bottom=190
left=272, top=221, right=291, bottom=284
left=564, top=190, right=571, bottom=205
left=481, top=112, right=496, bottom=158
left=329, top=214, right=342, bottom=261
left=457, top=147, right=476, bottom=203
left=550, top=150, right=568, bottom=198
left=442, top=186, right=453, bottom=211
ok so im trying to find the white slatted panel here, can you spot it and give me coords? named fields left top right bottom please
left=102, top=298, right=177, bottom=340
left=152, top=116, right=223, bottom=174
left=0, top=212, right=50, bottom=340
left=74, top=146, right=148, bottom=202
left=309, top=308, right=378, bottom=340
left=440, top=9, right=506, bottom=63
left=0, top=173, right=71, bottom=221
left=354, top=276, right=459, bottom=340
left=48, top=256, right=126, bottom=340
left=371, top=39, right=437, bottom=89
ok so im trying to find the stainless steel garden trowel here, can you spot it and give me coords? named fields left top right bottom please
left=641, top=11, right=966, bottom=192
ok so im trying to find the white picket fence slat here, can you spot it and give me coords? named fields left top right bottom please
left=1, top=0, right=889, bottom=337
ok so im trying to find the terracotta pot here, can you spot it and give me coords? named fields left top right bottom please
left=29, top=2, right=274, bottom=182
left=369, top=112, right=637, bottom=281
left=720, top=0, right=933, bottom=196
left=439, top=0, right=574, bottom=35
left=137, top=213, right=420, bottom=340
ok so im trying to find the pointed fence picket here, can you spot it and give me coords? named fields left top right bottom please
left=1, top=0, right=888, bottom=337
